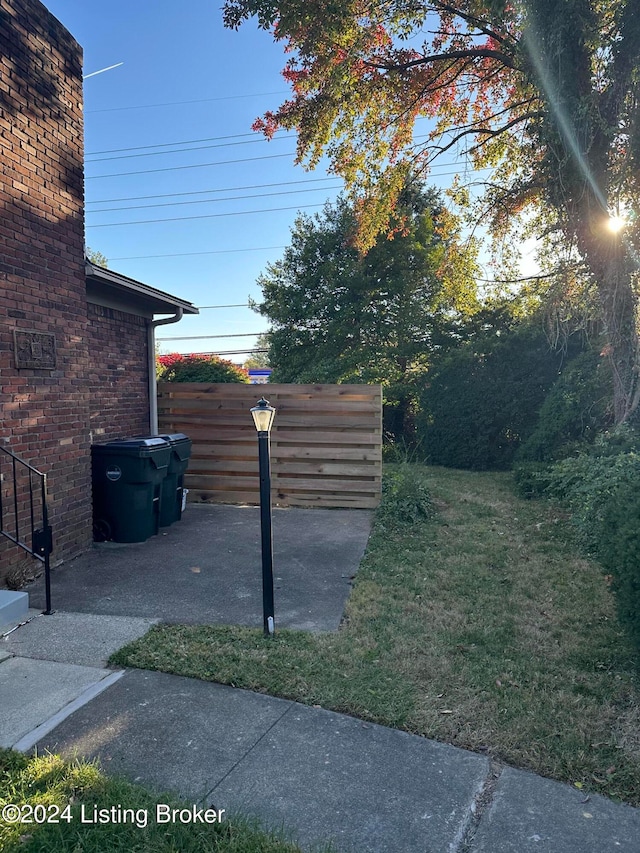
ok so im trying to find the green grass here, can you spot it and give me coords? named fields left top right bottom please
left=0, top=749, right=305, bottom=853
left=112, top=465, right=640, bottom=806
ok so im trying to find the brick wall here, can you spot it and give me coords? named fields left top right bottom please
left=87, top=303, right=151, bottom=442
left=0, top=0, right=91, bottom=584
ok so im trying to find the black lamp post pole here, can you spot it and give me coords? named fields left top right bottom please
left=258, top=429, right=275, bottom=636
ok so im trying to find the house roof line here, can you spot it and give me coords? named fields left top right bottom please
left=85, top=259, right=199, bottom=316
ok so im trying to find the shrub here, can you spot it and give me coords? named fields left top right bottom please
left=377, top=464, right=435, bottom=528
left=543, top=430, right=640, bottom=653
left=601, top=479, right=640, bottom=652
left=512, top=461, right=555, bottom=499
left=417, top=319, right=573, bottom=470
left=516, top=348, right=612, bottom=464
left=157, top=353, right=250, bottom=383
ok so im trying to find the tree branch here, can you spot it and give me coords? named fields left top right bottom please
left=365, top=46, right=519, bottom=73
left=426, top=110, right=543, bottom=159
left=429, top=0, right=517, bottom=48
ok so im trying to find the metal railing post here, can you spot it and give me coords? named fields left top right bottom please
left=0, top=446, right=54, bottom=615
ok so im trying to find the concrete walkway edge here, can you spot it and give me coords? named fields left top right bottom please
left=13, top=669, right=125, bottom=753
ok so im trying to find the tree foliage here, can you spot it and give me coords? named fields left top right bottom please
left=86, top=246, right=108, bottom=267
left=243, top=333, right=271, bottom=369
left=255, top=185, right=478, bottom=439
left=417, top=307, right=583, bottom=469
left=516, top=347, right=613, bottom=464
left=223, top=0, right=640, bottom=424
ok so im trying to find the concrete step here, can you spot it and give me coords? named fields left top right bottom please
left=0, top=590, right=28, bottom=630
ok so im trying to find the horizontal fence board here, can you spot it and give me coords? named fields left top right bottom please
left=189, top=459, right=378, bottom=477
left=160, top=412, right=378, bottom=429
left=273, top=477, right=380, bottom=493
left=161, top=424, right=380, bottom=446
left=277, top=492, right=380, bottom=509
left=159, top=397, right=380, bottom=414
left=159, top=382, right=382, bottom=509
left=187, top=488, right=261, bottom=504
left=160, top=382, right=381, bottom=401
left=189, top=446, right=379, bottom=463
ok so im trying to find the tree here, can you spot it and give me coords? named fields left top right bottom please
left=223, top=0, right=640, bottom=425
left=255, top=185, right=478, bottom=441
left=417, top=306, right=588, bottom=469
left=243, top=333, right=271, bottom=369
left=86, top=246, right=108, bottom=267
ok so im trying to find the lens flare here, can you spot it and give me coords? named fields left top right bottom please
left=607, top=214, right=626, bottom=233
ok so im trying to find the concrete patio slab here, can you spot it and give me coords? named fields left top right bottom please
left=471, top=766, right=640, bottom=852
left=25, top=505, right=372, bottom=632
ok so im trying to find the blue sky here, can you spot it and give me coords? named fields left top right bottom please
left=44, top=0, right=508, bottom=359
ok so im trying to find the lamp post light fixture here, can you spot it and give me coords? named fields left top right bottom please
left=250, top=397, right=276, bottom=637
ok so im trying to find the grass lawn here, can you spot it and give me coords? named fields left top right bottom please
left=0, top=749, right=305, bottom=853
left=112, top=465, right=640, bottom=806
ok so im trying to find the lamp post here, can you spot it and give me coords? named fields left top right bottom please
left=250, top=397, right=276, bottom=637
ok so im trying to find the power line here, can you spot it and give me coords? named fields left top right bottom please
left=197, top=304, right=251, bottom=309
left=86, top=151, right=296, bottom=180
left=85, top=130, right=290, bottom=157
left=109, top=246, right=286, bottom=261
left=85, top=149, right=482, bottom=182
left=86, top=134, right=294, bottom=164
left=86, top=202, right=325, bottom=229
left=86, top=177, right=342, bottom=204
left=84, top=128, right=440, bottom=160
left=87, top=177, right=340, bottom=206
left=156, top=332, right=263, bottom=341
left=86, top=90, right=289, bottom=114
left=196, top=349, right=269, bottom=356
left=89, top=184, right=343, bottom=214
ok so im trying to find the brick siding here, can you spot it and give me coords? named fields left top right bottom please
left=87, top=303, right=151, bottom=442
left=0, top=0, right=91, bottom=583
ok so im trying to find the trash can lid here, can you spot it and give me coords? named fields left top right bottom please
left=156, top=433, right=191, bottom=445
left=92, top=437, right=170, bottom=456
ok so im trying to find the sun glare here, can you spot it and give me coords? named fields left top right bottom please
left=607, top=213, right=626, bottom=233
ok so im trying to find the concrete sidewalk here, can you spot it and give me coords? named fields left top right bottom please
left=2, top=610, right=639, bottom=852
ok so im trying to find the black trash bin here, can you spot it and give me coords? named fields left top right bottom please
left=157, top=433, right=192, bottom=526
left=91, top=437, right=171, bottom=543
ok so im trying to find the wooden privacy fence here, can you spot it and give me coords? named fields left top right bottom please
left=157, top=382, right=382, bottom=509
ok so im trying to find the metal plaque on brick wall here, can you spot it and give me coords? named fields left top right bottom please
left=13, top=330, right=57, bottom=369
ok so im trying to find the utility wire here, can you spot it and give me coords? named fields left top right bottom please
left=86, top=91, right=289, bottom=114
left=89, top=184, right=343, bottom=214
left=85, top=202, right=325, bottom=228
left=86, top=151, right=295, bottom=180
left=157, top=332, right=263, bottom=341
left=84, top=128, right=435, bottom=161
left=86, top=130, right=290, bottom=157
left=86, top=155, right=484, bottom=183
left=109, top=246, right=286, bottom=261
left=86, top=177, right=340, bottom=206
left=86, top=134, right=294, bottom=164
left=189, top=349, right=269, bottom=355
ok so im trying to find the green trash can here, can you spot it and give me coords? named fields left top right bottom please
left=91, top=437, right=171, bottom=543
left=156, top=433, right=192, bottom=527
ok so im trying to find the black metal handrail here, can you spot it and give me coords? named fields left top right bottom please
left=0, top=444, right=53, bottom=614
